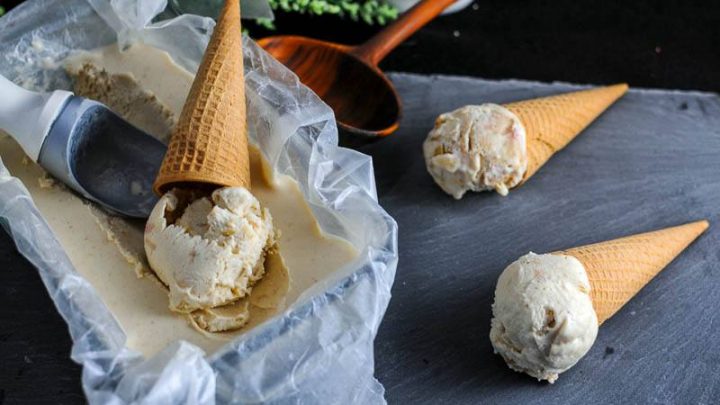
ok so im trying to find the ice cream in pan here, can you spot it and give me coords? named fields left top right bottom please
left=423, top=84, right=628, bottom=198
left=2, top=0, right=359, bottom=355
left=489, top=220, right=709, bottom=383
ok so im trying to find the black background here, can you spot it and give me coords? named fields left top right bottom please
left=1, top=0, right=719, bottom=403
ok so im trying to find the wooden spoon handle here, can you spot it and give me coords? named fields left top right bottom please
left=352, top=0, right=457, bottom=66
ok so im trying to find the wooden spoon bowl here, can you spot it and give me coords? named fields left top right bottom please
left=259, top=36, right=400, bottom=137
left=258, top=0, right=457, bottom=139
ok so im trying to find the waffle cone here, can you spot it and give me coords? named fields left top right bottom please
left=504, top=84, right=628, bottom=182
left=556, top=220, right=708, bottom=324
left=153, top=0, right=249, bottom=195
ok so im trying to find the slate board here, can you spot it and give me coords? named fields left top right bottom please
left=363, top=73, right=720, bottom=404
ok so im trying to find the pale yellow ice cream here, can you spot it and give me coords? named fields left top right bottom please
left=423, top=104, right=527, bottom=198
left=145, top=187, right=276, bottom=314
left=69, top=62, right=175, bottom=141
left=0, top=43, right=359, bottom=356
left=489, top=252, right=598, bottom=383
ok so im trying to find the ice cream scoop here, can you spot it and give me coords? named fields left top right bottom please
left=490, top=253, right=598, bottom=383
left=424, top=84, right=628, bottom=199
left=490, top=220, right=709, bottom=383
left=145, top=187, right=276, bottom=312
left=423, top=104, right=527, bottom=198
left=0, top=73, right=164, bottom=217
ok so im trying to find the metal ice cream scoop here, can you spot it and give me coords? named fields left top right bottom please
left=0, top=73, right=165, bottom=218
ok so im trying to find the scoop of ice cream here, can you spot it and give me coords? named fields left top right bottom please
left=489, top=252, right=598, bottom=383
left=423, top=104, right=527, bottom=199
left=144, top=187, right=276, bottom=313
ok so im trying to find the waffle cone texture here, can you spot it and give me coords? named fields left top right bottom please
left=556, top=220, right=708, bottom=324
left=504, top=83, right=628, bottom=182
left=154, top=0, right=249, bottom=195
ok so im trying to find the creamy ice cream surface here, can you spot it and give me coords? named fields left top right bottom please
left=0, top=43, right=359, bottom=356
left=490, top=252, right=598, bottom=383
left=68, top=62, right=176, bottom=142
left=145, top=187, right=276, bottom=315
left=423, top=104, right=527, bottom=198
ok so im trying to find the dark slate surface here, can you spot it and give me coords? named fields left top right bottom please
left=363, top=73, right=720, bottom=404
left=1, top=74, right=719, bottom=404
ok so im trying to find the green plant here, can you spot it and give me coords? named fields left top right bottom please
left=263, top=0, right=398, bottom=29
left=0, top=6, right=5, bottom=17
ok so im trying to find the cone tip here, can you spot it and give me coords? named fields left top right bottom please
left=605, top=83, right=629, bottom=96
left=690, top=219, right=710, bottom=233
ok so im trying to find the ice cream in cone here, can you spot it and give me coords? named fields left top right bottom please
left=144, top=0, right=279, bottom=333
left=489, top=220, right=708, bottom=383
left=423, top=84, right=628, bottom=199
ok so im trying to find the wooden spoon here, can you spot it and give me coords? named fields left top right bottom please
left=258, top=0, right=457, bottom=138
